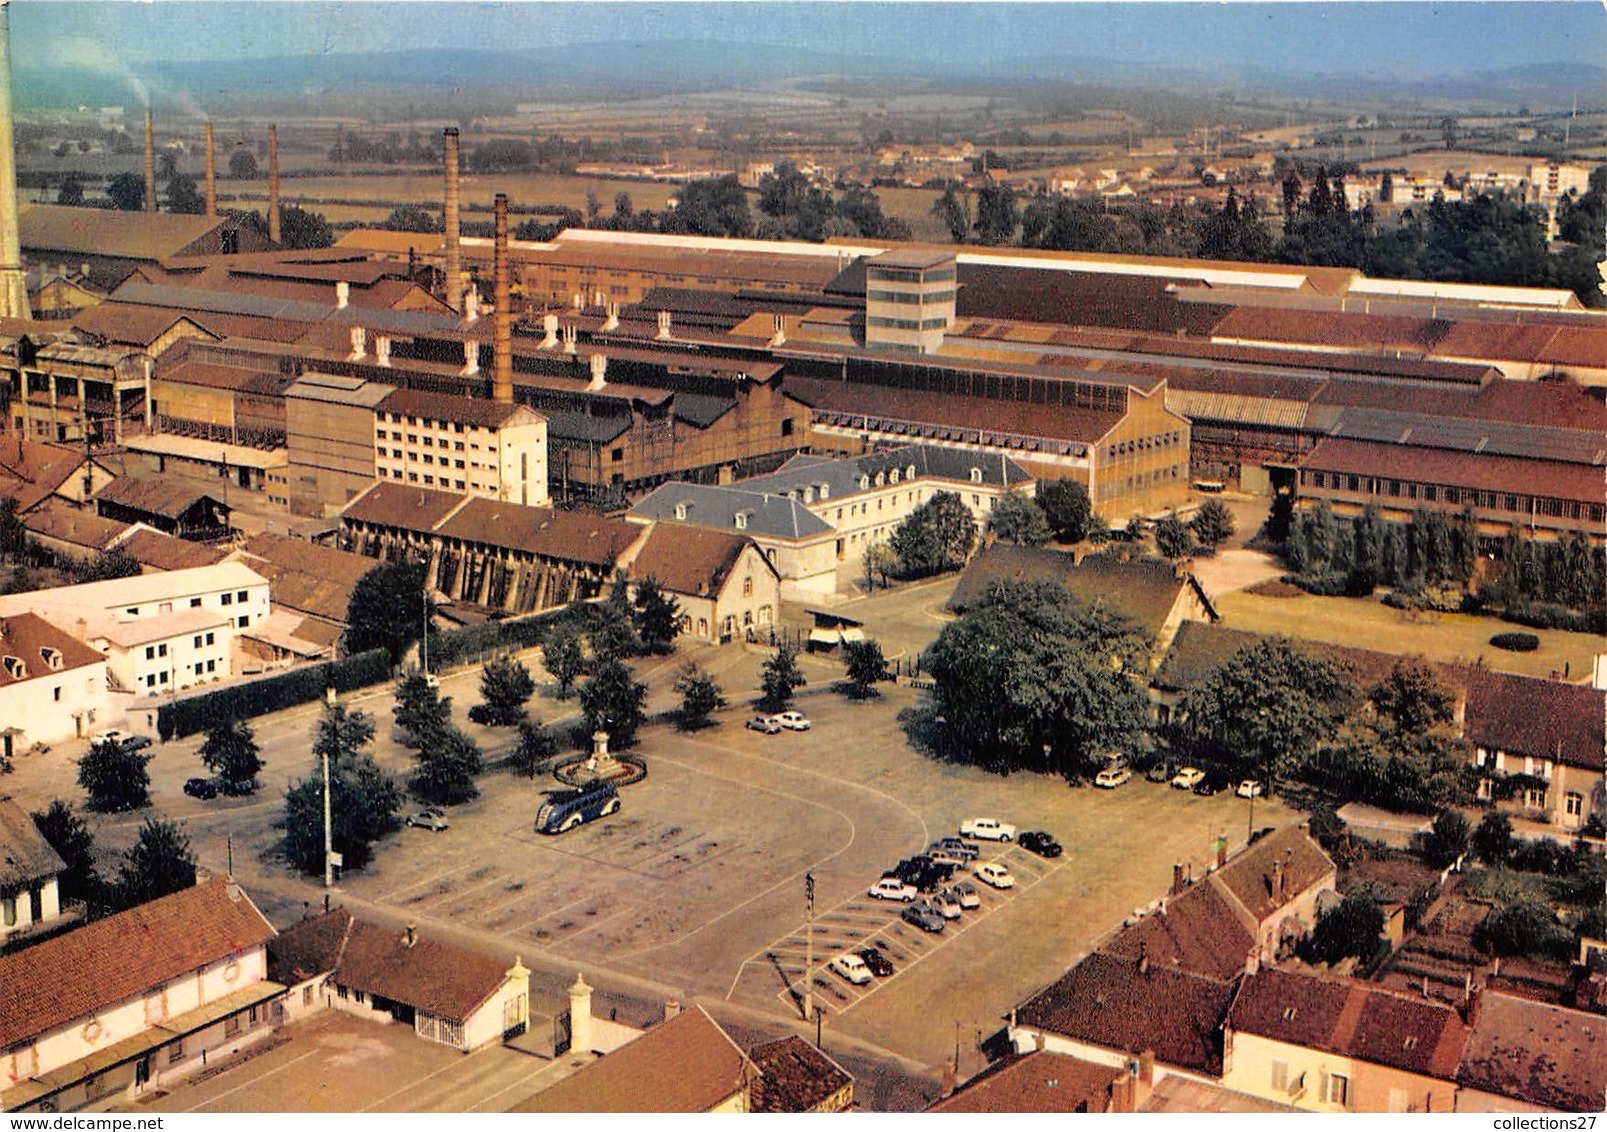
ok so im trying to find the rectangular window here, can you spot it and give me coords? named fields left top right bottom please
left=221, top=592, right=233, bottom=605
left=238, top=591, right=248, bottom=603
left=53, top=686, right=61, bottom=702
left=237, top=615, right=249, bottom=629
left=206, top=632, right=215, bottom=646
left=223, top=1014, right=241, bottom=1038
left=146, top=645, right=156, bottom=660
left=146, top=673, right=156, bottom=688
left=190, top=597, right=202, bottom=608
left=207, top=659, right=216, bottom=673
left=158, top=671, right=168, bottom=684
left=194, top=635, right=203, bottom=648
left=158, top=643, right=167, bottom=657
left=1327, top=1074, right=1349, bottom=1107
left=168, top=1042, right=184, bottom=1066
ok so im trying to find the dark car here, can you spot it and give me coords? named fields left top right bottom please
left=121, top=734, right=154, bottom=752
left=183, top=777, right=218, bottom=800
left=1019, top=830, right=1063, bottom=858
left=929, top=836, right=980, bottom=861
left=901, top=903, right=946, bottom=933
left=856, top=947, right=895, bottom=977
left=1193, top=772, right=1232, bottom=797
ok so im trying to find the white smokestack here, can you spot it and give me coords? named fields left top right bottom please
left=540, top=313, right=558, bottom=349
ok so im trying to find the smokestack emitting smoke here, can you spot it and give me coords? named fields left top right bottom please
left=443, top=128, right=462, bottom=312
left=143, top=109, right=156, bottom=212
left=204, top=122, right=216, bottom=215
left=493, top=193, right=512, bottom=405
left=268, top=124, right=281, bottom=244
left=0, top=0, right=30, bottom=318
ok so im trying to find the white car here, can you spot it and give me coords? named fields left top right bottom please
left=827, top=953, right=873, bottom=986
left=1094, top=767, right=1133, bottom=789
left=1171, top=767, right=1206, bottom=790
left=867, top=877, right=919, bottom=902
left=1236, top=780, right=1265, bottom=798
left=774, top=711, right=812, bottom=731
left=959, top=818, right=1017, bottom=842
left=975, top=861, right=1016, bottom=890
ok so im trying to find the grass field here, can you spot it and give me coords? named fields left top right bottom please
left=1215, top=590, right=1600, bottom=682
left=225, top=171, right=685, bottom=217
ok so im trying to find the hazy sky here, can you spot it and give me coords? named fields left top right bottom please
left=16, top=2, right=1607, bottom=76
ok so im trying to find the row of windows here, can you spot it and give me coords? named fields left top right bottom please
left=378, top=430, right=479, bottom=452
left=1107, top=464, right=1185, bottom=496
left=866, top=289, right=957, bottom=306
left=1302, top=471, right=1605, bottom=523
left=867, top=265, right=956, bottom=284
left=383, top=468, right=473, bottom=491
left=867, top=315, right=950, bottom=332
left=381, top=412, right=480, bottom=434
left=1103, top=431, right=1186, bottom=461
left=143, top=632, right=219, bottom=659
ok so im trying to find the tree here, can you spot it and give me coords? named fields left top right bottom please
left=1421, top=807, right=1471, bottom=868
left=165, top=173, right=205, bottom=214
left=842, top=639, right=889, bottom=699
left=1472, top=811, right=1515, bottom=866
left=473, top=655, right=536, bottom=726
left=106, top=172, right=145, bottom=211
left=986, top=491, right=1051, bottom=547
left=1153, top=513, right=1195, bottom=560
left=664, top=175, right=753, bottom=238
left=1307, top=890, right=1385, bottom=964
left=1475, top=897, right=1570, bottom=959
left=410, top=725, right=481, bottom=805
left=542, top=624, right=585, bottom=699
left=114, top=818, right=196, bottom=910
left=1189, top=499, right=1235, bottom=550
left=76, top=548, right=141, bottom=582
left=279, top=205, right=335, bottom=250
left=344, top=559, right=428, bottom=665
left=78, top=738, right=152, bottom=812
left=674, top=662, right=726, bottom=729
left=284, top=753, right=402, bottom=876
left=1369, top=658, right=1454, bottom=738
left=315, top=700, right=377, bottom=766
left=931, top=187, right=971, bottom=244
left=633, top=578, right=683, bottom=655
left=760, top=641, right=807, bottom=712
left=579, top=657, right=648, bottom=747
left=196, top=719, right=263, bottom=794
left=592, top=574, right=642, bottom=661
left=228, top=150, right=258, bottom=179
left=512, top=717, right=559, bottom=777
left=393, top=668, right=451, bottom=746
left=972, top=182, right=1018, bottom=246
left=1037, top=480, right=1094, bottom=543
left=862, top=542, right=896, bottom=591
left=31, top=799, right=101, bottom=907
left=890, top=491, right=976, bottom=578
left=381, top=204, right=443, bottom=233
left=56, top=174, right=85, bottom=207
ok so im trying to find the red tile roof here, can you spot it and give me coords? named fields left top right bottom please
left=1213, top=307, right=1452, bottom=353
left=376, top=387, right=539, bottom=430
left=1461, top=669, right=1604, bottom=772
left=1101, top=876, right=1256, bottom=982
left=1300, top=437, right=1604, bottom=505
left=1214, top=825, right=1336, bottom=927
left=1458, top=992, right=1607, bottom=1111
left=326, top=918, right=510, bottom=1023
left=0, top=797, right=67, bottom=893
left=0, top=441, right=99, bottom=514
left=0, top=612, right=106, bottom=689
left=435, top=498, right=641, bottom=567
left=747, top=1035, right=853, bottom=1113
left=929, top=1050, right=1121, bottom=1113
left=117, top=527, right=229, bottom=572
left=1227, top=968, right=1468, bottom=1080
left=626, top=525, right=766, bottom=599
left=0, top=878, right=275, bottom=1047
left=20, top=499, right=130, bottom=550
left=341, top=481, right=467, bottom=532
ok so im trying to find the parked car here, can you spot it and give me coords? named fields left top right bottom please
left=947, top=881, right=981, bottom=910
left=774, top=711, right=811, bottom=731
left=92, top=729, right=151, bottom=752
left=1020, top=830, right=1063, bottom=858
left=1193, top=772, right=1231, bottom=797
left=930, top=891, right=963, bottom=920
left=856, top=947, right=895, bottom=977
left=959, top=817, right=1017, bottom=842
left=534, top=782, right=620, bottom=834
left=1236, top=780, right=1265, bottom=798
left=120, top=734, right=154, bottom=752
left=902, top=903, right=946, bottom=933
left=1094, top=767, right=1132, bottom=789
left=926, top=846, right=969, bottom=868
left=746, top=715, right=783, bottom=734
left=1170, top=767, right=1206, bottom=790
left=183, top=777, right=218, bottom=800
left=975, top=861, right=1016, bottom=890
left=406, top=807, right=451, bottom=831
left=828, top=953, right=873, bottom=986
left=929, top=836, right=979, bottom=861
left=868, top=877, right=920, bottom=902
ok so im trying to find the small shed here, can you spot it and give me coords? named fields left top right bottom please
left=805, top=609, right=865, bottom=653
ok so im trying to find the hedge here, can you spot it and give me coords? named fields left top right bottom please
left=1489, top=632, right=1540, bottom=653
left=157, top=649, right=391, bottom=740
left=429, top=601, right=603, bottom=669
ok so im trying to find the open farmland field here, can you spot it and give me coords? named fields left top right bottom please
left=225, top=171, right=686, bottom=216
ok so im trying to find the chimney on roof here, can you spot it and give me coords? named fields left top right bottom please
left=204, top=121, right=216, bottom=216
left=403, top=924, right=418, bottom=948
left=656, top=310, right=672, bottom=340
left=463, top=287, right=479, bottom=323
left=1110, top=1070, right=1136, bottom=1114
left=443, top=128, right=462, bottom=312
left=1217, top=833, right=1228, bottom=869
left=562, top=322, right=578, bottom=355
left=587, top=353, right=607, bottom=391
left=1171, top=862, right=1185, bottom=896
left=768, top=313, right=786, bottom=348
left=75, top=617, right=86, bottom=641
left=348, top=325, right=367, bottom=361
left=335, top=280, right=350, bottom=309
left=572, top=291, right=583, bottom=310
left=374, top=335, right=391, bottom=367
left=1138, top=1050, right=1155, bottom=1088
left=602, top=301, right=619, bottom=332
left=460, top=339, right=479, bottom=376
left=540, top=313, right=558, bottom=349
left=268, top=124, right=281, bottom=244
left=492, top=193, right=513, bottom=406
left=143, top=109, right=156, bottom=213
left=1269, top=860, right=1283, bottom=904
left=1033, top=1031, right=1046, bottom=1052
left=664, top=997, right=681, bottom=1020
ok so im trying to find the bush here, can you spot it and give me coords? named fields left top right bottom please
left=1474, top=897, right=1572, bottom=960
left=1499, top=602, right=1605, bottom=635
left=1489, top=632, right=1539, bottom=653
left=157, top=649, right=390, bottom=740
left=430, top=603, right=602, bottom=669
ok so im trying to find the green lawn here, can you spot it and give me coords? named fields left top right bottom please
left=1215, top=590, right=1599, bottom=681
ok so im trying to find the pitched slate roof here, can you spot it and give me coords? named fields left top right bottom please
left=0, top=878, right=275, bottom=1048
left=510, top=1005, right=752, bottom=1112
left=1016, top=951, right=1235, bottom=1076
left=1227, top=968, right=1468, bottom=1080
left=626, top=525, right=768, bottom=599
left=629, top=482, right=833, bottom=541
left=0, top=797, right=66, bottom=894
left=743, top=443, right=1030, bottom=500
left=747, top=1035, right=853, bottom=1113
left=1458, top=992, right=1607, bottom=1112
left=929, top=1050, right=1121, bottom=1113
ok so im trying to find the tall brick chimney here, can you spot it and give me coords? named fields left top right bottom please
left=0, top=0, right=31, bottom=318
left=143, top=109, right=156, bottom=212
left=442, top=128, right=462, bottom=311
left=204, top=121, right=216, bottom=215
left=492, top=192, right=512, bottom=405
left=268, top=124, right=281, bottom=244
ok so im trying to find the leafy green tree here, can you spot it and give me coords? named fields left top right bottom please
left=197, top=720, right=263, bottom=794
left=931, top=186, right=971, bottom=244
left=579, top=657, right=648, bottom=748
left=78, top=739, right=152, bottom=812
left=166, top=173, right=205, bottom=214
left=381, top=204, right=443, bottom=233
left=344, top=559, right=428, bottom=665
left=1472, top=811, right=1515, bottom=866
left=664, top=175, right=753, bottom=238
left=890, top=491, right=976, bottom=578
left=1475, top=897, right=1571, bottom=959
left=542, top=624, right=585, bottom=699
left=1369, top=658, right=1454, bottom=738
left=592, top=574, right=642, bottom=661
left=926, top=580, right=1151, bottom=780
left=633, top=578, right=683, bottom=655
left=228, top=150, right=258, bottom=179
left=1153, top=513, right=1195, bottom=560
left=114, top=818, right=197, bottom=910
left=410, top=725, right=481, bottom=805
left=393, top=668, right=451, bottom=746
left=972, top=182, right=1018, bottom=246
left=862, top=542, right=896, bottom=591
left=512, top=716, right=559, bottom=778
left=56, top=174, right=85, bottom=207
left=315, top=700, right=377, bottom=766
left=1037, top=480, right=1094, bottom=543
left=107, top=172, right=145, bottom=210
left=284, top=752, right=402, bottom=875
left=1190, top=500, right=1235, bottom=550
left=31, top=799, right=102, bottom=907
left=986, top=491, right=1051, bottom=547
left=674, top=662, right=726, bottom=729
left=76, top=548, right=141, bottom=582
left=474, top=655, right=536, bottom=726
left=1307, top=890, right=1385, bottom=964
left=278, top=205, right=334, bottom=250
left=759, top=641, right=807, bottom=712
left=842, top=639, right=890, bottom=699
left=1421, top=807, right=1471, bottom=868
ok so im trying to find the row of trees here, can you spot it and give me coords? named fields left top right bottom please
left=29, top=800, right=199, bottom=918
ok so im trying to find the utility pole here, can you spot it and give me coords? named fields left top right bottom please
left=803, top=871, right=815, bottom=1023
left=323, top=687, right=336, bottom=888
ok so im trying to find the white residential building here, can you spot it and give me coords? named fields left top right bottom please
left=0, top=613, right=111, bottom=754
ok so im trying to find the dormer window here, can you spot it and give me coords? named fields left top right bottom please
left=803, top=486, right=814, bottom=504
left=734, top=512, right=748, bottom=530
left=819, top=483, right=830, bottom=500
left=2, top=655, right=25, bottom=680
left=969, top=467, right=983, bottom=483
left=674, top=503, right=688, bottom=521
left=858, top=474, right=870, bottom=491
left=907, top=464, right=916, bottom=480
left=875, top=471, right=885, bottom=487
left=40, top=646, right=63, bottom=671
left=889, top=469, right=899, bottom=485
